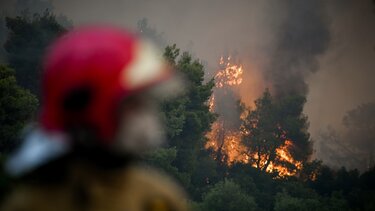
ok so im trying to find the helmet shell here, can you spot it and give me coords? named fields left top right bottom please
left=41, top=26, right=170, bottom=144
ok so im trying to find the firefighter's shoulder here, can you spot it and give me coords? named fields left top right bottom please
left=1, top=164, right=188, bottom=211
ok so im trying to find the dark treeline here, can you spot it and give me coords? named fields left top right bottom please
left=0, top=11, right=375, bottom=211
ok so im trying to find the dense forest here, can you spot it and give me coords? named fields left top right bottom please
left=0, top=11, right=374, bottom=211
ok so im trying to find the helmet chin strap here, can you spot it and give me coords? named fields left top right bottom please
left=5, top=126, right=70, bottom=177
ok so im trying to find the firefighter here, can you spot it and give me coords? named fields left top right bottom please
left=2, top=26, right=187, bottom=211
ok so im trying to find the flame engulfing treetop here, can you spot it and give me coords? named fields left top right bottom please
left=240, top=90, right=310, bottom=177
left=215, top=56, right=243, bottom=88
left=206, top=56, right=312, bottom=177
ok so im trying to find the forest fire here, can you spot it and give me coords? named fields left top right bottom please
left=206, top=56, right=302, bottom=177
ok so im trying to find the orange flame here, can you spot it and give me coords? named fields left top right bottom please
left=206, top=56, right=302, bottom=177
left=205, top=121, right=247, bottom=163
left=215, top=56, right=243, bottom=88
left=250, top=140, right=303, bottom=177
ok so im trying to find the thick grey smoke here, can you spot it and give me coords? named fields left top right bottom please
left=265, top=1, right=330, bottom=98
left=306, top=0, right=375, bottom=170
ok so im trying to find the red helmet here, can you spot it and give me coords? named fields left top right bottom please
left=40, top=26, right=171, bottom=144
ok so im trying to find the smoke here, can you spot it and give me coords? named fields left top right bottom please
left=264, top=1, right=330, bottom=98
left=344, top=103, right=375, bottom=171
left=315, top=102, right=375, bottom=172
left=305, top=0, right=375, bottom=170
left=214, top=88, right=242, bottom=131
left=2, top=0, right=375, bottom=170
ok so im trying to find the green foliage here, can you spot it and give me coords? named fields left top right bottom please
left=145, top=147, right=179, bottom=173
left=198, top=180, right=257, bottom=211
left=325, top=191, right=350, bottom=211
left=0, top=65, right=38, bottom=152
left=311, top=165, right=337, bottom=196
left=275, top=187, right=349, bottom=211
left=228, top=163, right=276, bottom=210
left=4, top=10, right=66, bottom=95
left=163, top=44, right=180, bottom=66
left=159, top=95, right=187, bottom=140
left=275, top=191, right=322, bottom=211
left=144, top=147, right=190, bottom=187
left=159, top=45, right=216, bottom=197
left=161, top=45, right=215, bottom=143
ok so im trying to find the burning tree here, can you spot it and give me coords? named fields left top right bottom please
left=241, top=90, right=312, bottom=176
left=206, top=56, right=246, bottom=164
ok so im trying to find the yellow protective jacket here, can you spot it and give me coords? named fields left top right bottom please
left=2, top=162, right=187, bottom=211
